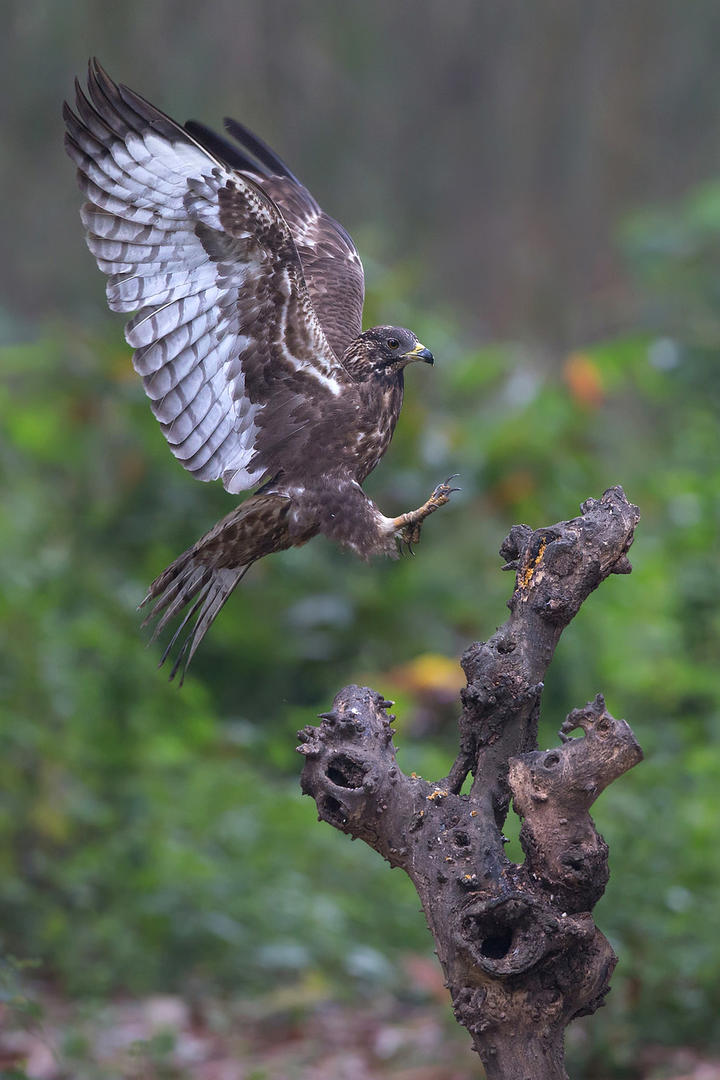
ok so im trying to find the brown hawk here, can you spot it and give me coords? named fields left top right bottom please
left=64, top=60, right=457, bottom=679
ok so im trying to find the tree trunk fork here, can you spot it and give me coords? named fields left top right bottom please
left=298, top=487, right=642, bottom=1077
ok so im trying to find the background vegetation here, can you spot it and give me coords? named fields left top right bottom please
left=2, top=3, right=720, bottom=1077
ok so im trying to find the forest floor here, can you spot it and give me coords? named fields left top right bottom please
left=1, top=974, right=719, bottom=1080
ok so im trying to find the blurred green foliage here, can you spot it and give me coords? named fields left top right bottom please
left=1, top=185, right=719, bottom=1076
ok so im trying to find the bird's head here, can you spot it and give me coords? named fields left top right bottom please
left=343, top=326, right=434, bottom=381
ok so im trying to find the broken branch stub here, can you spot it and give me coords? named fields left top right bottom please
left=510, top=694, right=643, bottom=912
left=298, top=487, right=643, bottom=1079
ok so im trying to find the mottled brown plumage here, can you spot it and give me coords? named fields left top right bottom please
left=64, top=60, right=456, bottom=679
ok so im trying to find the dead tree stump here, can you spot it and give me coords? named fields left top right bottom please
left=298, top=486, right=643, bottom=1079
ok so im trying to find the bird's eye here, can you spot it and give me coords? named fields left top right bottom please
left=387, top=338, right=400, bottom=350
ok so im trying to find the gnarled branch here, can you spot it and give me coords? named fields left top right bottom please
left=298, top=486, right=643, bottom=1079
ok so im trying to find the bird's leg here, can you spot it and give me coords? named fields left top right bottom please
left=393, top=476, right=459, bottom=547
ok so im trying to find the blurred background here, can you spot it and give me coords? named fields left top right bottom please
left=2, top=2, right=720, bottom=1077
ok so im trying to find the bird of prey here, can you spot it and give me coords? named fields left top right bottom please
left=64, top=60, right=456, bottom=680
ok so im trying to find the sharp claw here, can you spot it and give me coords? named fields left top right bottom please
left=431, top=482, right=459, bottom=501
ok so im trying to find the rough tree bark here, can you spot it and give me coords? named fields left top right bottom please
left=298, top=486, right=643, bottom=1079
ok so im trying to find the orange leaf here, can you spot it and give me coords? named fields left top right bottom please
left=563, top=352, right=604, bottom=408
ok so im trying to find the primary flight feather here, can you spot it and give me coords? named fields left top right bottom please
left=64, top=60, right=456, bottom=680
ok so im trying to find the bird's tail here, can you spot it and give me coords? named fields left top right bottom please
left=141, top=556, right=251, bottom=683
left=140, top=493, right=293, bottom=682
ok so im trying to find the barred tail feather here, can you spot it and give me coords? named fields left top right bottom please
left=140, top=552, right=250, bottom=684
left=138, top=492, right=296, bottom=682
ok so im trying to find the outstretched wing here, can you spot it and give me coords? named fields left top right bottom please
left=185, top=116, right=365, bottom=360
left=64, top=60, right=358, bottom=494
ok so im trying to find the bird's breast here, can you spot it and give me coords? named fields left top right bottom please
left=351, top=378, right=404, bottom=482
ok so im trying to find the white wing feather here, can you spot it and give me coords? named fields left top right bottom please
left=64, top=62, right=349, bottom=494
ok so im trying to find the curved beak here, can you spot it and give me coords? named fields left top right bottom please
left=405, top=342, right=434, bottom=365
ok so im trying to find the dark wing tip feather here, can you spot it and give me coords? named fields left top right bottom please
left=89, top=58, right=134, bottom=120
left=184, top=119, right=266, bottom=175
left=71, top=74, right=109, bottom=133
left=72, top=57, right=228, bottom=175
left=223, top=116, right=302, bottom=186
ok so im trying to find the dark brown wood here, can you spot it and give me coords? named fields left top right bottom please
left=298, top=486, right=643, bottom=1078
